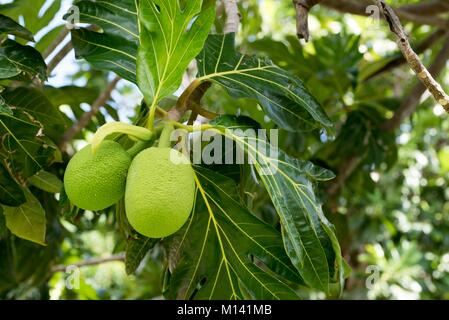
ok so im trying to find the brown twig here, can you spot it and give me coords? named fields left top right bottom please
left=381, top=35, right=449, bottom=132
left=377, top=0, right=449, bottom=112
left=46, top=41, right=73, bottom=76
left=42, top=27, right=70, bottom=59
left=399, top=0, right=449, bottom=16
left=293, top=0, right=449, bottom=42
left=46, top=25, right=100, bottom=76
left=293, top=0, right=322, bottom=41
left=394, top=9, right=449, bottom=28
left=51, top=253, right=125, bottom=273
left=322, top=0, right=449, bottom=28
left=327, top=155, right=362, bottom=196
left=59, top=76, right=121, bottom=151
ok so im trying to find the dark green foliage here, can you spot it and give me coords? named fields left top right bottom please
left=0, top=0, right=448, bottom=301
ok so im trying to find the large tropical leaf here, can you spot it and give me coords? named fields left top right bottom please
left=197, top=33, right=332, bottom=132
left=137, top=0, right=215, bottom=110
left=2, top=188, right=46, bottom=245
left=68, top=0, right=139, bottom=82
left=0, top=14, right=34, bottom=41
left=0, top=39, right=46, bottom=81
left=0, top=0, right=60, bottom=36
left=211, top=115, right=345, bottom=296
left=166, top=167, right=302, bottom=300
left=0, top=109, right=59, bottom=179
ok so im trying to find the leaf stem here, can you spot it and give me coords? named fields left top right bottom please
left=158, top=123, right=175, bottom=148
left=147, top=101, right=158, bottom=130
left=170, top=122, right=217, bottom=133
left=126, top=140, right=153, bottom=158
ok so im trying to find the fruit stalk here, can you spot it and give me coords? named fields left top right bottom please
left=91, top=122, right=153, bottom=153
left=126, top=140, right=153, bottom=158
left=158, top=123, right=175, bottom=148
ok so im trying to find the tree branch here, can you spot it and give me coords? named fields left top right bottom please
left=46, top=25, right=100, bottom=76
left=59, top=76, right=121, bottom=151
left=46, top=41, right=73, bottom=76
left=400, top=0, right=449, bottom=15
left=51, top=253, right=125, bottom=273
left=322, top=0, right=449, bottom=28
left=42, top=27, right=70, bottom=59
left=293, top=0, right=323, bottom=41
left=327, top=35, right=449, bottom=196
left=377, top=0, right=449, bottom=112
left=327, top=155, right=362, bottom=196
left=441, top=1, right=449, bottom=10
left=394, top=9, right=449, bottom=28
left=381, top=35, right=449, bottom=132
left=223, top=0, right=240, bottom=34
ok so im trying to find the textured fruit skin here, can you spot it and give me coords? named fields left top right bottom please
left=125, top=147, right=195, bottom=238
left=64, top=141, right=131, bottom=211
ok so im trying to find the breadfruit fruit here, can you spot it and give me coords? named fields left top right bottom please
left=64, top=141, right=131, bottom=211
left=125, top=147, right=195, bottom=238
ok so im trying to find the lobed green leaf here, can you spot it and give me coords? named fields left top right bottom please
left=2, top=188, right=46, bottom=245
left=137, top=0, right=215, bottom=108
left=197, top=34, right=332, bottom=132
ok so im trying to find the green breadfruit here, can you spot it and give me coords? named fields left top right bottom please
left=64, top=141, right=131, bottom=211
left=125, top=147, right=195, bottom=238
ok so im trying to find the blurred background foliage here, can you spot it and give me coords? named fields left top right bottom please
left=1, top=0, right=449, bottom=300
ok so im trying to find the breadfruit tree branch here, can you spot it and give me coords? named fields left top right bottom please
left=59, top=76, right=122, bottom=151
left=293, top=0, right=322, bottom=41
left=377, top=0, right=449, bottom=112
left=51, top=253, right=125, bottom=273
